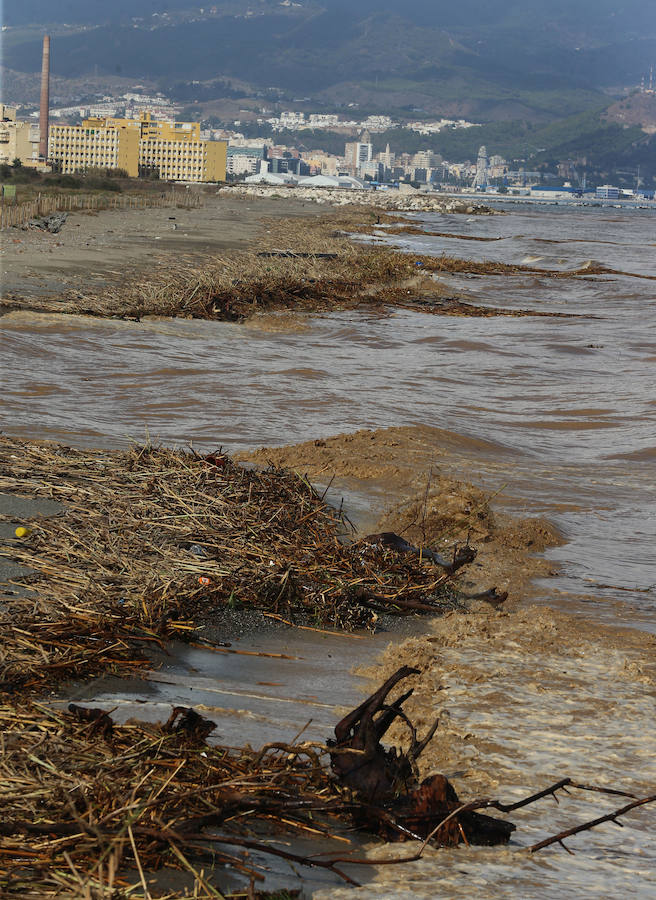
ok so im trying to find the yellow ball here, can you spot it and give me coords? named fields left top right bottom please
left=15, top=526, right=31, bottom=538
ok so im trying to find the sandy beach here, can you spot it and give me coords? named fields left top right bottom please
left=0, top=192, right=330, bottom=302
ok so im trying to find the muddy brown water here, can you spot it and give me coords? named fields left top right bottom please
left=1, top=202, right=655, bottom=896
left=2, top=205, right=654, bottom=629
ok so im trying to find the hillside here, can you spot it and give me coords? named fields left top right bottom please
left=605, top=92, right=656, bottom=133
left=3, top=1, right=656, bottom=123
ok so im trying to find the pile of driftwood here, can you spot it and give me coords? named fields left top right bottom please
left=1, top=668, right=652, bottom=898
left=0, top=436, right=473, bottom=695
left=1, top=435, right=653, bottom=895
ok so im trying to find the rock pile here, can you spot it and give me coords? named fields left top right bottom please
left=222, top=184, right=493, bottom=214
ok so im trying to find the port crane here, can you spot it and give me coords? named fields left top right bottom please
left=616, top=166, right=642, bottom=192
left=565, top=160, right=586, bottom=194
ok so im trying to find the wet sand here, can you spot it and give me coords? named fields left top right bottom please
left=238, top=425, right=563, bottom=601
left=0, top=193, right=329, bottom=301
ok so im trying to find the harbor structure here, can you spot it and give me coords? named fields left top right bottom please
left=596, top=184, right=621, bottom=200
left=48, top=112, right=226, bottom=181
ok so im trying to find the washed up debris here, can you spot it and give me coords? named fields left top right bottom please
left=22, top=212, right=68, bottom=233
left=328, top=665, right=515, bottom=845
left=382, top=224, right=504, bottom=241
left=68, top=702, right=114, bottom=740
left=3, top=437, right=650, bottom=893
left=362, top=531, right=477, bottom=574
left=257, top=250, right=339, bottom=259
left=164, top=705, right=217, bottom=740
left=0, top=436, right=471, bottom=695
left=1, top=670, right=653, bottom=897
left=4, top=206, right=614, bottom=323
left=462, top=586, right=509, bottom=606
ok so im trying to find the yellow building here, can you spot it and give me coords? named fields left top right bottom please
left=48, top=121, right=140, bottom=176
left=0, top=105, right=41, bottom=167
left=92, top=113, right=201, bottom=142
left=48, top=112, right=226, bottom=182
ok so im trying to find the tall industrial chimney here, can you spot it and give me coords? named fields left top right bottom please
left=39, top=35, right=50, bottom=160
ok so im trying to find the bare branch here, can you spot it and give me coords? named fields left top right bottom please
left=529, top=794, right=656, bottom=853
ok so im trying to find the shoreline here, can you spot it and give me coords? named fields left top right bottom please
left=1, top=429, right=654, bottom=895
left=0, top=432, right=533, bottom=896
left=1, top=196, right=654, bottom=895
left=1, top=191, right=609, bottom=324
left=2, top=429, right=656, bottom=898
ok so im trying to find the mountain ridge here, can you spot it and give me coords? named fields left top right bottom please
left=4, top=0, right=655, bottom=111
left=2, top=0, right=655, bottom=179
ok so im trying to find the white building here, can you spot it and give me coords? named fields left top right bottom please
left=361, top=115, right=393, bottom=131
left=279, top=111, right=306, bottom=129
left=244, top=171, right=298, bottom=185
left=298, top=174, right=370, bottom=190
left=308, top=114, right=340, bottom=127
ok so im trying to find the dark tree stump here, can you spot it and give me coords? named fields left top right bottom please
left=328, top=668, right=515, bottom=846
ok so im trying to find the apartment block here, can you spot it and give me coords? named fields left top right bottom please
left=0, top=105, right=41, bottom=166
left=48, top=112, right=226, bottom=182
left=49, top=122, right=139, bottom=175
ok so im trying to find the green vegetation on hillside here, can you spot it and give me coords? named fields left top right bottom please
left=3, top=1, right=654, bottom=178
left=4, top=1, right=654, bottom=122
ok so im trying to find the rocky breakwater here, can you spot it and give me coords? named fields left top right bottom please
left=222, top=183, right=493, bottom=214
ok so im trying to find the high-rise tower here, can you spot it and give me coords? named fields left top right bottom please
left=473, top=145, right=489, bottom=189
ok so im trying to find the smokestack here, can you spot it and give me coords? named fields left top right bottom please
left=39, top=35, right=50, bottom=160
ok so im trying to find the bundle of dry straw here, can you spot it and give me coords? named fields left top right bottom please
left=0, top=433, right=467, bottom=897
left=0, top=697, right=342, bottom=898
left=0, top=436, right=460, bottom=695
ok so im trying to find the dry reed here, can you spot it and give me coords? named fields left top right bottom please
left=0, top=433, right=469, bottom=896
left=0, top=436, right=461, bottom=696
left=0, top=697, right=344, bottom=897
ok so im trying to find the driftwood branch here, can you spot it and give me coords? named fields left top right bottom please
left=329, top=667, right=515, bottom=845
left=529, top=794, right=656, bottom=853
left=291, top=790, right=656, bottom=873
left=362, top=532, right=477, bottom=573
left=166, top=829, right=361, bottom=886
left=485, top=778, right=638, bottom=813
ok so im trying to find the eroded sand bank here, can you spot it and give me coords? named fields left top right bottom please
left=241, top=427, right=656, bottom=896
left=312, top=605, right=656, bottom=898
